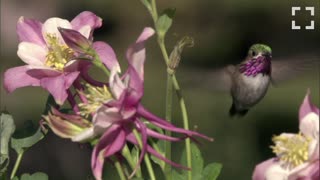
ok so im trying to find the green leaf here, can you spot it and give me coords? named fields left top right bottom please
left=171, top=170, right=185, bottom=180
left=202, top=163, right=222, bottom=180
left=180, top=143, right=204, bottom=180
left=0, top=113, right=15, bottom=175
left=131, top=146, right=139, bottom=165
left=17, top=172, right=48, bottom=180
left=150, top=140, right=165, bottom=169
left=156, top=8, right=176, bottom=38
left=11, top=121, right=46, bottom=154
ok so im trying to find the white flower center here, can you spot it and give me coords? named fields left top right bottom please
left=271, top=133, right=311, bottom=169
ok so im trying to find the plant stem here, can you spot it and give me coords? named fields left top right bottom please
left=133, top=129, right=156, bottom=180
left=122, top=144, right=142, bottom=177
left=10, top=151, right=24, bottom=179
left=142, top=0, right=192, bottom=179
left=114, top=158, right=126, bottom=180
left=164, top=73, right=173, bottom=180
left=172, top=75, right=192, bottom=180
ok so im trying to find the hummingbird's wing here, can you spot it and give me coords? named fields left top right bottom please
left=181, top=65, right=235, bottom=92
left=271, top=55, right=319, bottom=85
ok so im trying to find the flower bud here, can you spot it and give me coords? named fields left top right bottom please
left=43, top=107, right=93, bottom=142
left=58, top=27, right=91, bottom=53
left=168, top=36, right=194, bottom=74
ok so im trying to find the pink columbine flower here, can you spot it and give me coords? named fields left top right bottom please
left=4, top=11, right=120, bottom=105
left=252, top=91, right=319, bottom=180
left=60, top=27, right=212, bottom=180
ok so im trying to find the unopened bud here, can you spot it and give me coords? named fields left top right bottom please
left=58, top=27, right=91, bottom=53
left=168, top=36, right=194, bottom=74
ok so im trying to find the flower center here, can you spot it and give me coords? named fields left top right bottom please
left=271, top=133, right=311, bottom=169
left=78, top=84, right=112, bottom=117
left=45, top=34, right=74, bottom=71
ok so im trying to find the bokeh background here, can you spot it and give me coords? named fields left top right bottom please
left=1, top=0, right=319, bottom=179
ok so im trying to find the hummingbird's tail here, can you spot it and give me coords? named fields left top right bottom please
left=229, top=103, right=249, bottom=117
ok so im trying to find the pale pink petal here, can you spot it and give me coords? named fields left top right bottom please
left=17, top=42, right=47, bottom=66
left=126, top=27, right=155, bottom=82
left=17, top=16, right=46, bottom=46
left=299, top=91, right=319, bottom=121
left=92, top=41, right=121, bottom=72
left=289, top=160, right=319, bottom=180
left=40, top=72, right=80, bottom=105
left=71, top=11, right=102, bottom=39
left=265, top=163, right=289, bottom=180
left=93, top=106, right=122, bottom=129
left=42, top=17, right=72, bottom=44
left=300, top=113, right=319, bottom=139
left=252, top=158, right=281, bottom=180
left=4, top=65, right=40, bottom=92
left=109, top=69, right=126, bottom=99
left=78, top=25, right=91, bottom=39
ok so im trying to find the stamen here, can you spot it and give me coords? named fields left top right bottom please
left=45, top=34, right=74, bottom=71
left=271, top=133, right=311, bottom=169
left=78, top=84, right=112, bottom=117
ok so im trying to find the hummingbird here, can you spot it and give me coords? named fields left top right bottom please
left=183, top=43, right=318, bottom=117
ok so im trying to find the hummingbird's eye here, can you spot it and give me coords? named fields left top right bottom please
left=251, top=51, right=256, bottom=56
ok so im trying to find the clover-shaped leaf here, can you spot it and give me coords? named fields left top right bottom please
left=0, top=112, right=15, bottom=176
left=156, top=8, right=176, bottom=38
left=177, top=143, right=222, bottom=180
left=13, top=172, right=48, bottom=180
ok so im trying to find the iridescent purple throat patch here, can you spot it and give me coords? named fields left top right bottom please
left=239, top=56, right=271, bottom=77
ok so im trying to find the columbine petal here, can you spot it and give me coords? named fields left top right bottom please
left=109, top=68, right=126, bottom=99
left=42, top=17, right=72, bottom=44
left=92, top=41, right=121, bottom=72
left=126, top=27, right=155, bottom=89
left=17, top=17, right=46, bottom=46
left=17, top=42, right=47, bottom=66
left=300, top=112, right=319, bottom=140
left=71, top=11, right=102, bottom=39
left=91, top=125, right=126, bottom=180
left=4, top=65, right=40, bottom=92
left=252, top=158, right=281, bottom=180
left=40, top=72, right=80, bottom=105
left=289, top=160, right=319, bottom=180
left=299, top=91, right=319, bottom=121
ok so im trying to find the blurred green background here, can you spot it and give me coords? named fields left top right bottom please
left=1, top=0, right=319, bottom=179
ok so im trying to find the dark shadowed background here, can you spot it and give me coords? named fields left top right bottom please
left=1, top=0, right=319, bottom=179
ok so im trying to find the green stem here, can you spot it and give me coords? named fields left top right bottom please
left=10, top=151, right=24, bottom=179
left=172, top=75, right=192, bottom=180
left=141, top=0, right=192, bottom=179
left=122, top=144, right=142, bottom=177
left=133, top=129, right=156, bottom=180
left=164, top=73, right=173, bottom=180
left=114, top=158, right=126, bottom=180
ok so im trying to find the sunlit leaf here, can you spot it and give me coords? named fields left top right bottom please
left=156, top=8, right=176, bottom=37
left=16, top=172, right=48, bottom=180
left=202, top=163, right=222, bottom=180
left=180, top=143, right=203, bottom=180
left=0, top=112, right=15, bottom=175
